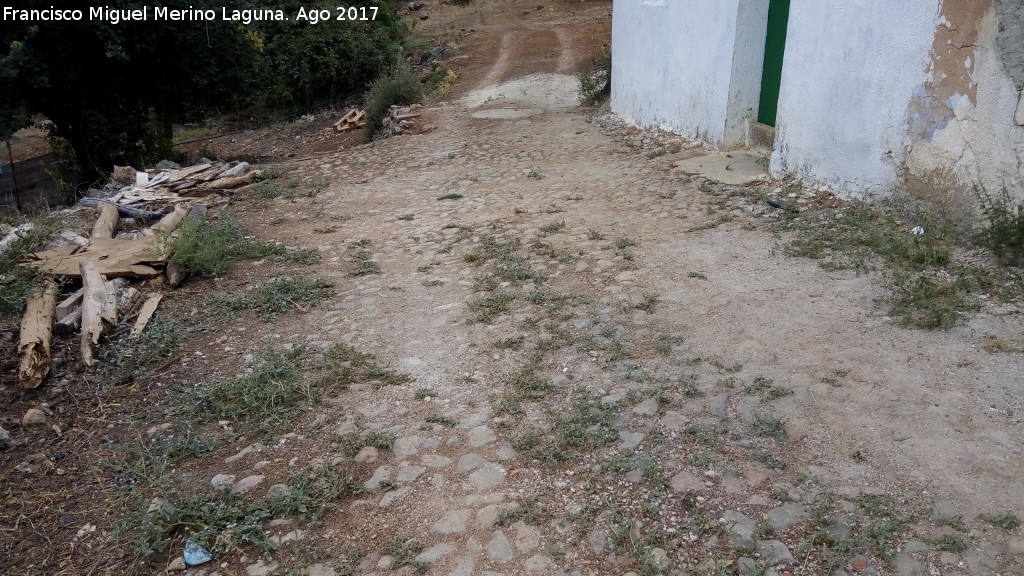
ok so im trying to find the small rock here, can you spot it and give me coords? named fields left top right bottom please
left=167, top=557, right=187, bottom=571
left=457, top=453, right=486, bottom=473
left=890, top=553, right=926, bottom=576
left=422, top=454, right=453, bottom=468
left=757, top=540, right=795, bottom=564
left=938, top=551, right=959, bottom=565
left=398, top=465, right=426, bottom=483
left=449, top=556, right=474, bottom=576
left=469, top=463, right=506, bottom=490
left=488, top=530, right=514, bottom=562
left=433, top=509, right=471, bottom=534
left=379, top=486, right=412, bottom=508
left=269, top=529, right=305, bottom=546
left=246, top=559, right=279, bottom=576
left=722, top=510, right=755, bottom=548
left=632, top=398, right=659, bottom=416
left=211, top=474, right=236, bottom=490
left=21, top=408, right=48, bottom=428
left=523, top=554, right=555, bottom=574
left=393, top=435, right=423, bottom=459
left=670, top=470, right=706, bottom=492
left=588, top=529, right=609, bottom=553
left=354, top=446, right=379, bottom=463
left=618, top=431, right=645, bottom=451
left=363, top=466, right=392, bottom=491
left=1008, top=536, right=1024, bottom=555
left=225, top=442, right=265, bottom=463
left=147, top=498, right=175, bottom=523
left=305, top=563, right=338, bottom=576
left=468, top=426, right=497, bottom=447
left=415, top=543, right=453, bottom=563
left=767, top=502, right=811, bottom=529
left=737, top=557, right=758, bottom=576
left=512, top=522, right=541, bottom=552
left=15, top=453, right=54, bottom=474
left=649, top=547, right=669, bottom=570
left=708, top=394, right=729, bottom=416
left=232, top=475, right=265, bottom=495
left=266, top=484, right=292, bottom=500
left=0, top=425, right=11, bottom=449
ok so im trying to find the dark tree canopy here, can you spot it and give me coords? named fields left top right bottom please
left=1, top=0, right=404, bottom=183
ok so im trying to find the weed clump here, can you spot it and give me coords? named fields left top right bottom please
left=172, top=213, right=318, bottom=279
left=578, top=50, right=611, bottom=106
left=210, top=273, right=332, bottom=320
left=975, top=186, right=1024, bottom=266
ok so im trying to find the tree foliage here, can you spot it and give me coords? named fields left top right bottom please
left=1, top=0, right=404, bottom=184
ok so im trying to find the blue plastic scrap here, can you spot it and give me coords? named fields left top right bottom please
left=183, top=540, right=213, bottom=566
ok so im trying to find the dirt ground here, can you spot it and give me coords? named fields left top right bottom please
left=2, top=1, right=1023, bottom=576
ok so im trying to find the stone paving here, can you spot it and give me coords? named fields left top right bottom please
left=179, top=37, right=1024, bottom=576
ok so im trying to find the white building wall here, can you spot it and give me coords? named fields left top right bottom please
left=611, top=0, right=768, bottom=148
left=770, top=0, right=942, bottom=195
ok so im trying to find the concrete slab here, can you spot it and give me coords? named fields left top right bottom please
left=673, top=151, right=768, bottom=186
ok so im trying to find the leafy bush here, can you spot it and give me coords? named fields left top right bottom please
left=579, top=51, right=611, bottom=106
left=975, top=186, right=1024, bottom=266
left=364, top=63, right=424, bottom=138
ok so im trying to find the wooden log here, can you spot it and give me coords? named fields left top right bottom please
left=81, top=197, right=171, bottom=220
left=17, top=279, right=57, bottom=389
left=80, top=259, right=116, bottom=369
left=151, top=204, right=190, bottom=235
left=131, top=294, right=163, bottom=336
left=91, top=203, right=121, bottom=239
left=198, top=174, right=256, bottom=191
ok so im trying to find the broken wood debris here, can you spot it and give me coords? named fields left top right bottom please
left=8, top=160, right=242, bottom=378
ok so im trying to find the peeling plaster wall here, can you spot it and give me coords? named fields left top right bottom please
left=770, top=0, right=942, bottom=195
left=904, top=0, right=1024, bottom=209
left=611, top=0, right=768, bottom=148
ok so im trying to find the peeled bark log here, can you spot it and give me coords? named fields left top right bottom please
left=151, top=203, right=190, bottom=235
left=91, top=203, right=120, bottom=239
left=17, top=279, right=57, bottom=389
left=80, top=259, right=116, bottom=369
